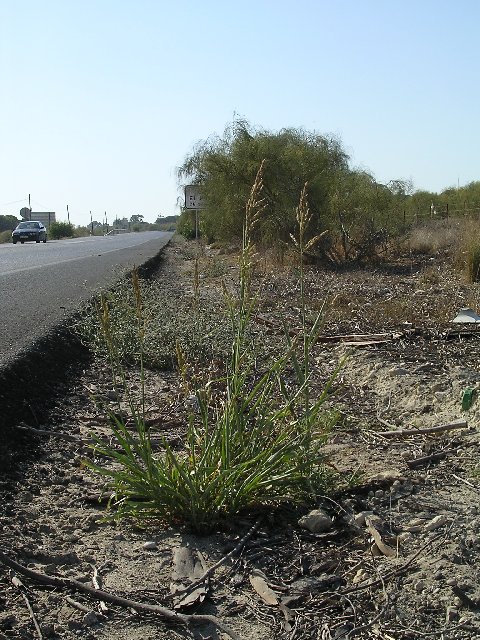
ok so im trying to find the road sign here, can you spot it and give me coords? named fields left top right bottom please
left=185, top=185, right=205, bottom=210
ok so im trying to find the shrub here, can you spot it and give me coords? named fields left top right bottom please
left=177, top=209, right=197, bottom=240
left=49, top=221, right=75, bottom=239
left=0, top=230, right=12, bottom=244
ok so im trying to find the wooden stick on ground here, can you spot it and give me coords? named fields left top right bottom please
left=407, top=448, right=459, bottom=469
left=0, top=551, right=242, bottom=640
left=11, top=575, right=43, bottom=640
left=376, top=420, right=468, bottom=438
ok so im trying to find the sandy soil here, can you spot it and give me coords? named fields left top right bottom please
left=1, top=240, right=480, bottom=640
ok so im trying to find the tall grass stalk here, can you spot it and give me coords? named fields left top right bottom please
left=288, top=184, right=332, bottom=478
left=85, top=164, right=338, bottom=533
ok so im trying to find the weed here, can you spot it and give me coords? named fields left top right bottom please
left=85, top=165, right=339, bottom=533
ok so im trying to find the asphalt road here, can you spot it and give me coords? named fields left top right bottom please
left=0, top=231, right=173, bottom=365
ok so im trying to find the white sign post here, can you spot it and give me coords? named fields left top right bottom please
left=185, top=185, right=205, bottom=240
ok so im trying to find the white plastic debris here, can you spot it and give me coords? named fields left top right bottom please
left=451, top=308, right=480, bottom=323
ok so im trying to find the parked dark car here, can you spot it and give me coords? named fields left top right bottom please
left=12, top=221, right=47, bottom=244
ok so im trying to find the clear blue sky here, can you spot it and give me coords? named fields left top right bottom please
left=1, top=0, right=479, bottom=226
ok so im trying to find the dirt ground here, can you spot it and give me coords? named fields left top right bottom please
left=1, top=239, right=480, bottom=640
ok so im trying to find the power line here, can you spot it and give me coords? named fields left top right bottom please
left=0, top=198, right=28, bottom=206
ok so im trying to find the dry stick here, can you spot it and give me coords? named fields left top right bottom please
left=0, top=551, right=242, bottom=640
left=11, top=575, right=43, bottom=640
left=16, top=423, right=88, bottom=443
left=452, top=473, right=480, bottom=492
left=65, top=596, right=101, bottom=615
left=175, top=517, right=263, bottom=596
left=407, top=448, right=459, bottom=469
left=17, top=423, right=168, bottom=452
left=376, top=420, right=468, bottom=438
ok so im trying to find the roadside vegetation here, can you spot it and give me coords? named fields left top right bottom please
left=177, top=120, right=480, bottom=272
left=77, top=165, right=339, bottom=532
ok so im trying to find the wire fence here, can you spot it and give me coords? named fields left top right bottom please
left=403, top=203, right=480, bottom=225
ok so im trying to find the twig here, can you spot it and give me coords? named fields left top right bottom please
left=452, top=473, right=480, bottom=492
left=16, top=423, right=89, bottom=444
left=341, top=534, right=442, bottom=596
left=11, top=575, right=43, bottom=639
left=407, top=448, right=458, bottom=468
left=0, top=551, right=242, bottom=640
left=175, top=517, right=262, bottom=596
left=16, top=423, right=168, bottom=451
left=66, top=596, right=96, bottom=614
left=313, top=533, right=443, bottom=612
left=92, top=565, right=109, bottom=613
left=376, top=420, right=468, bottom=438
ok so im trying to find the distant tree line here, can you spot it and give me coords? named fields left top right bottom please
left=177, top=120, right=479, bottom=264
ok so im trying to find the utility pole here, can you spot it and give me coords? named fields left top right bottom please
left=28, top=194, right=31, bottom=220
left=67, top=204, right=70, bottom=224
left=90, top=211, right=93, bottom=235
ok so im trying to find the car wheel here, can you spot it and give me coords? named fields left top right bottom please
left=36, top=236, right=40, bottom=243
left=20, top=240, right=24, bottom=244
left=43, top=237, right=47, bottom=243
left=12, top=239, right=17, bottom=244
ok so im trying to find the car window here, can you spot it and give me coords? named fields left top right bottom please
left=17, top=222, right=40, bottom=229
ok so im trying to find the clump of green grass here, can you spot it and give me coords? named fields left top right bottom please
left=85, top=163, right=339, bottom=533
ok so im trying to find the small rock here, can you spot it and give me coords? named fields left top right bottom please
left=389, top=366, right=409, bottom=376
left=18, top=491, right=34, bottom=502
left=298, top=509, right=333, bottom=534
left=353, top=511, right=373, bottom=527
left=398, top=532, right=412, bottom=543
left=424, top=515, right=448, bottom=531
left=415, top=580, right=426, bottom=593
left=445, top=606, right=459, bottom=623
left=143, top=540, right=158, bottom=550
left=40, top=623, right=55, bottom=637
left=82, top=611, right=99, bottom=627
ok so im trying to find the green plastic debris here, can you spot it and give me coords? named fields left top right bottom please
left=462, top=387, right=476, bottom=411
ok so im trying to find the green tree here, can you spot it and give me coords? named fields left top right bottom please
left=178, top=120, right=430, bottom=263
left=178, top=121, right=348, bottom=251
left=0, top=215, right=19, bottom=232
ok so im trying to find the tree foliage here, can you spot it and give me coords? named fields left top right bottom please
left=177, top=121, right=414, bottom=263
left=0, top=215, right=19, bottom=232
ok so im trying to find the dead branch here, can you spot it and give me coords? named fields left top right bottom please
left=65, top=596, right=96, bottom=614
left=254, top=314, right=414, bottom=345
left=406, top=448, right=459, bottom=468
left=0, top=551, right=242, bottom=640
left=11, top=575, right=43, bottom=639
left=376, top=420, right=468, bottom=438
